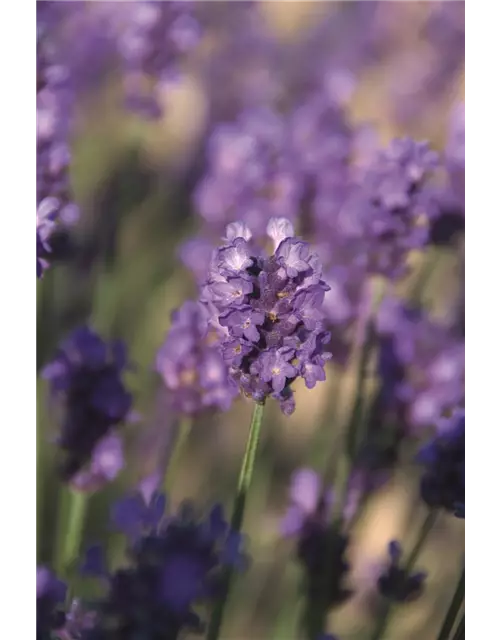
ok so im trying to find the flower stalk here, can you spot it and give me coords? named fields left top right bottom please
left=207, top=401, right=266, bottom=640
left=436, top=565, right=465, bottom=640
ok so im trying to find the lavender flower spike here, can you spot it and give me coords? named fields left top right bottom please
left=417, top=409, right=465, bottom=517
left=86, top=493, right=246, bottom=639
left=43, top=326, right=132, bottom=484
left=203, top=218, right=331, bottom=414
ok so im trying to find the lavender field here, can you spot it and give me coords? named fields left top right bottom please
left=36, top=2, right=465, bottom=639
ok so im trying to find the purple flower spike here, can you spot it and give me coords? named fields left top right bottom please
left=417, top=409, right=464, bottom=516
left=203, top=218, right=330, bottom=413
left=37, top=567, right=67, bottom=639
left=375, top=297, right=464, bottom=433
left=43, top=326, right=132, bottom=484
left=193, top=107, right=303, bottom=236
left=91, top=495, right=246, bottom=638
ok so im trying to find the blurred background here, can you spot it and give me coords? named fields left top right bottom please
left=37, top=2, right=465, bottom=638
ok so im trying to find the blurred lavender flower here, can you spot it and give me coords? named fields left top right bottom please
left=281, top=469, right=352, bottom=611
left=43, top=326, right=132, bottom=484
left=446, top=102, right=465, bottom=208
left=86, top=492, right=245, bottom=639
left=118, top=0, right=201, bottom=118
left=417, top=409, right=465, bottom=517
left=196, top=1, right=282, bottom=120
left=63, top=598, right=97, bottom=639
left=202, top=219, right=331, bottom=414
left=377, top=541, right=426, bottom=602
left=391, top=2, right=464, bottom=126
left=36, top=2, right=81, bottom=277
left=376, top=297, right=464, bottom=433
left=281, top=469, right=332, bottom=539
left=290, top=89, right=353, bottom=189
left=71, top=432, right=125, bottom=493
left=194, top=108, right=302, bottom=236
left=179, top=236, right=217, bottom=285
left=156, top=300, right=238, bottom=415
left=318, top=139, right=439, bottom=280
left=37, top=566, right=67, bottom=640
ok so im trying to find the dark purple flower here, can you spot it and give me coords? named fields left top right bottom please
left=377, top=541, right=426, bottom=602
left=156, top=300, right=237, bottom=415
left=203, top=219, right=331, bottom=413
left=87, top=493, right=245, bottom=639
left=280, top=468, right=352, bottom=616
left=417, top=409, right=465, bottom=516
left=37, top=567, right=67, bottom=640
left=42, top=326, right=132, bottom=483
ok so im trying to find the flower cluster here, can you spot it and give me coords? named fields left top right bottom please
left=377, top=541, right=426, bottom=603
left=156, top=300, right=238, bottom=415
left=84, top=492, right=245, bottom=639
left=315, top=139, right=439, bottom=281
left=375, top=297, right=464, bottom=432
left=43, top=326, right=132, bottom=485
left=417, top=409, right=465, bottom=517
left=194, top=108, right=302, bottom=237
left=202, top=219, right=331, bottom=414
left=118, top=0, right=201, bottom=118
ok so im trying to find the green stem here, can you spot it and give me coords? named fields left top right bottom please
left=206, top=402, right=266, bottom=640
left=436, top=566, right=465, bottom=640
left=56, top=489, right=88, bottom=578
left=31, top=382, right=43, bottom=564
left=163, top=417, right=192, bottom=495
left=370, top=509, right=438, bottom=640
left=409, top=247, right=442, bottom=304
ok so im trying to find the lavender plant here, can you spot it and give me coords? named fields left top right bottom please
left=37, top=4, right=465, bottom=640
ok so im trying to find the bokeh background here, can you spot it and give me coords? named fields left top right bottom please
left=36, top=2, right=465, bottom=638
